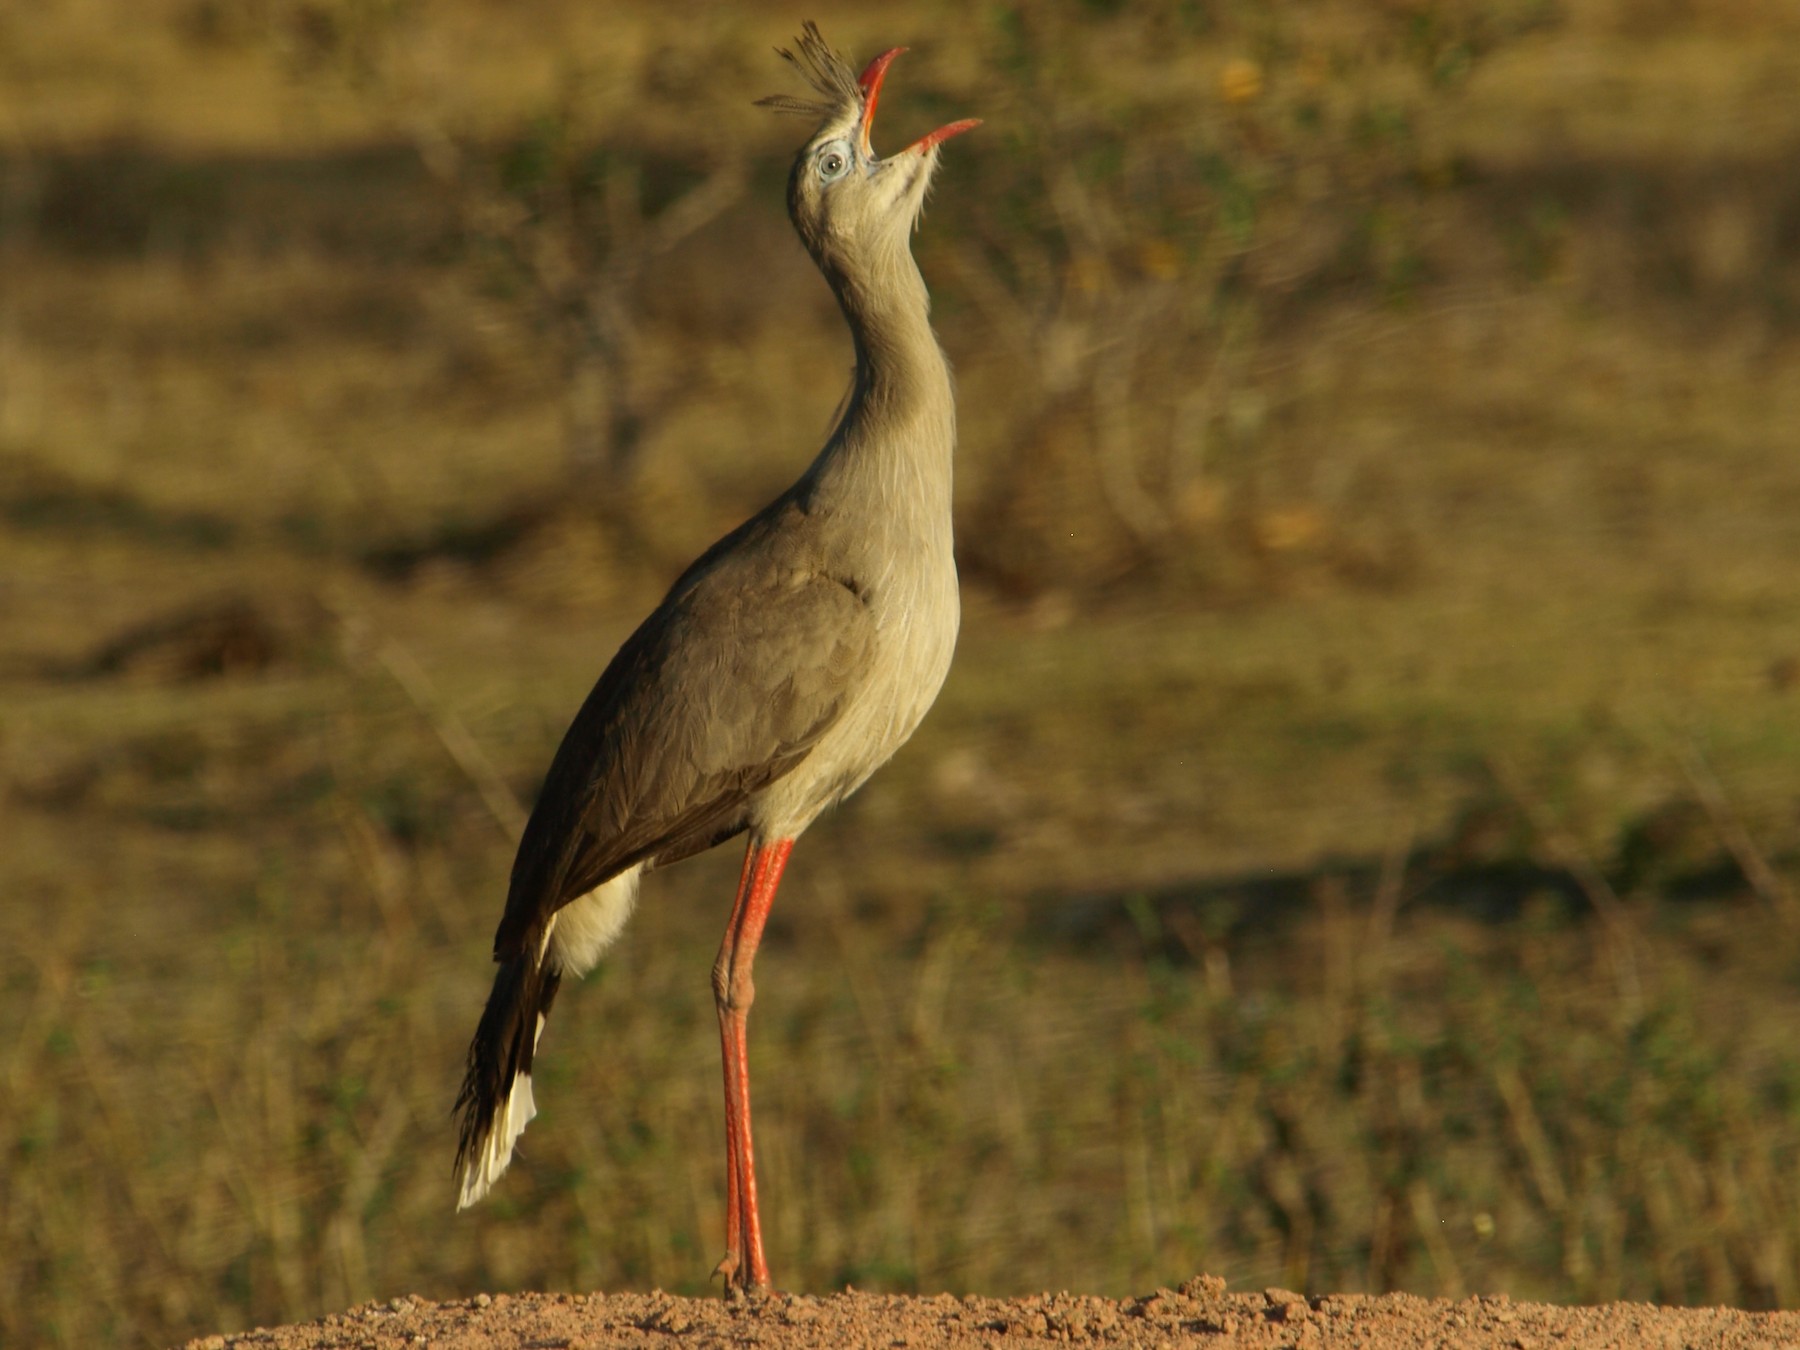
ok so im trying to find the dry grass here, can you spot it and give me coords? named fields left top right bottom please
left=4, top=1, right=1800, bottom=1345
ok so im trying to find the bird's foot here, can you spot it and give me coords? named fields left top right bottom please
left=713, top=1251, right=773, bottom=1299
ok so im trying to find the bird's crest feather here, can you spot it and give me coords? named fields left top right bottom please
left=755, top=21, right=860, bottom=121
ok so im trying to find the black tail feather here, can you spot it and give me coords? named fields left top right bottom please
left=453, top=950, right=561, bottom=1196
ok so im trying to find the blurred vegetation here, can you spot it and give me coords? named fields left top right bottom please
left=4, top=0, right=1800, bottom=1346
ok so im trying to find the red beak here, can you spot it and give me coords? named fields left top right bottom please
left=905, top=118, right=983, bottom=155
left=857, top=48, right=906, bottom=157
left=857, top=46, right=981, bottom=158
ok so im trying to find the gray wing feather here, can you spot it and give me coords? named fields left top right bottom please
left=493, top=546, right=875, bottom=958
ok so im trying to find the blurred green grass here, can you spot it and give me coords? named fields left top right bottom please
left=4, top=1, right=1800, bottom=1345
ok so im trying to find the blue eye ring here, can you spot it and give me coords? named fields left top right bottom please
left=817, top=140, right=853, bottom=183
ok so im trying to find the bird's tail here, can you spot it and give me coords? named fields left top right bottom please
left=453, top=945, right=560, bottom=1210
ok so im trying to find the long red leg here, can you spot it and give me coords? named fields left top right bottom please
left=711, top=836, right=793, bottom=1293
left=712, top=844, right=757, bottom=1284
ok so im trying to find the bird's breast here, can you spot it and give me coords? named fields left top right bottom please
left=752, top=539, right=958, bottom=839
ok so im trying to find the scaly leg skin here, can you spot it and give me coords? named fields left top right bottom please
left=711, top=837, right=793, bottom=1294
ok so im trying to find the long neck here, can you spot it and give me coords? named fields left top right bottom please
left=808, top=235, right=956, bottom=523
left=838, top=246, right=940, bottom=409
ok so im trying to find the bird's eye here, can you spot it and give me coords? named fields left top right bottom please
left=816, top=141, right=852, bottom=183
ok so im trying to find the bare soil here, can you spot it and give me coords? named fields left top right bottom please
left=178, top=1280, right=1800, bottom=1350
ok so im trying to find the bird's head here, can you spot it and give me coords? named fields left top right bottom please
left=758, top=24, right=978, bottom=284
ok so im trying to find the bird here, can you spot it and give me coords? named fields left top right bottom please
left=453, top=23, right=978, bottom=1295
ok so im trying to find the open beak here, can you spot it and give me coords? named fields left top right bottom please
left=857, top=47, right=981, bottom=159
left=905, top=118, right=982, bottom=155
left=857, top=48, right=905, bottom=158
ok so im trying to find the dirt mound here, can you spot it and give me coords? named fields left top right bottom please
left=178, top=1280, right=1800, bottom=1349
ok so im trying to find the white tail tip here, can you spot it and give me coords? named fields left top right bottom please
left=456, top=1071, right=537, bottom=1210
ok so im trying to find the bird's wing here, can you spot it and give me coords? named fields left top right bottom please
left=492, top=542, right=876, bottom=959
